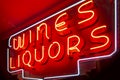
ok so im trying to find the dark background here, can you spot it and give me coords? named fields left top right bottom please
left=0, top=0, right=120, bottom=80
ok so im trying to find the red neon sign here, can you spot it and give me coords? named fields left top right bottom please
left=7, top=0, right=117, bottom=79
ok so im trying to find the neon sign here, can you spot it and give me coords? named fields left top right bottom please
left=7, top=0, right=117, bottom=79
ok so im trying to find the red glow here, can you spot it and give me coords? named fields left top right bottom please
left=90, top=25, right=111, bottom=52
left=67, top=35, right=82, bottom=56
left=22, top=50, right=32, bottom=67
left=55, top=12, right=68, bottom=32
left=37, top=23, right=50, bottom=40
left=48, top=42, right=63, bottom=61
left=10, top=57, right=16, bottom=69
left=17, top=55, right=20, bottom=68
left=12, top=33, right=25, bottom=50
left=55, top=12, right=70, bottom=35
left=78, top=0, right=97, bottom=29
left=34, top=46, right=46, bottom=64
left=29, top=30, right=32, bottom=43
left=8, top=0, right=115, bottom=79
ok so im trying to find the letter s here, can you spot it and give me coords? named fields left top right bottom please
left=78, top=0, right=97, bottom=29
left=90, top=25, right=111, bottom=52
